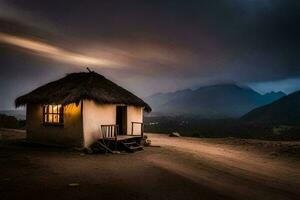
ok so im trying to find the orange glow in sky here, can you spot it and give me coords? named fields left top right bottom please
left=0, top=32, right=120, bottom=68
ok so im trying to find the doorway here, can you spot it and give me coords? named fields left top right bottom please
left=116, top=106, right=127, bottom=135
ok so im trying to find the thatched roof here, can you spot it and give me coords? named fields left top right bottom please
left=15, top=72, right=151, bottom=112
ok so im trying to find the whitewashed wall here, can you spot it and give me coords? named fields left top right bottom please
left=27, top=100, right=144, bottom=148
left=82, top=100, right=116, bottom=148
left=26, top=102, right=83, bottom=147
left=126, top=106, right=143, bottom=135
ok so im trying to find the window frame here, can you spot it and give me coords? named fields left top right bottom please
left=42, top=104, right=64, bottom=126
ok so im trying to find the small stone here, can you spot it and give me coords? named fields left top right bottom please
left=169, top=132, right=181, bottom=137
left=144, top=139, right=151, bottom=146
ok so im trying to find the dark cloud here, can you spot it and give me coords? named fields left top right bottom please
left=0, top=0, right=299, bottom=109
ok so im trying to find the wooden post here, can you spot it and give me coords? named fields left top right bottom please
left=141, top=123, right=144, bottom=138
left=109, top=126, right=111, bottom=138
left=114, top=125, right=117, bottom=150
left=131, top=122, right=134, bottom=135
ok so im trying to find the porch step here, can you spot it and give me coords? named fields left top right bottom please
left=121, top=141, right=143, bottom=153
left=129, top=145, right=143, bottom=151
left=123, top=141, right=137, bottom=146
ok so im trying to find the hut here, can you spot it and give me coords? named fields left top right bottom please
left=15, top=71, right=151, bottom=148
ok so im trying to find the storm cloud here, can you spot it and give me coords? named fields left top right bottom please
left=0, top=0, right=299, bottom=109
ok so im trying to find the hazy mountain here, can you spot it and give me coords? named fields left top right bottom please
left=241, top=90, right=300, bottom=124
left=145, top=84, right=286, bottom=118
left=0, top=110, right=26, bottom=120
left=261, top=91, right=287, bottom=105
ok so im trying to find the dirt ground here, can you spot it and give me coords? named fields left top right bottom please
left=0, top=129, right=299, bottom=200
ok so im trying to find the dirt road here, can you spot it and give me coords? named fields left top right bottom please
left=147, top=134, right=300, bottom=200
left=0, top=130, right=299, bottom=200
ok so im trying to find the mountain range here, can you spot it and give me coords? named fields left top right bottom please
left=145, top=84, right=286, bottom=118
left=242, top=90, right=300, bottom=124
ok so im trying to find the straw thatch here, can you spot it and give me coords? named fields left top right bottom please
left=15, top=71, right=151, bottom=112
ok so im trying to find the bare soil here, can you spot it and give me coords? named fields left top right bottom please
left=0, top=129, right=299, bottom=200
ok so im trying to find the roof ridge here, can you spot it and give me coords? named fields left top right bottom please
left=15, top=71, right=151, bottom=112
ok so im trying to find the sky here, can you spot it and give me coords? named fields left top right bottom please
left=0, top=0, right=299, bottom=109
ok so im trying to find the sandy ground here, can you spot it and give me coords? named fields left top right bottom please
left=0, top=129, right=299, bottom=200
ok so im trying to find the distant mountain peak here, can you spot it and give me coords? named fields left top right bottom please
left=264, top=91, right=286, bottom=95
left=145, top=83, right=286, bottom=118
left=242, top=90, right=300, bottom=124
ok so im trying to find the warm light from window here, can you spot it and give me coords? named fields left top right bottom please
left=43, top=105, right=63, bottom=124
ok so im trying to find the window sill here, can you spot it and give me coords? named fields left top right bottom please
left=42, top=123, right=64, bottom=127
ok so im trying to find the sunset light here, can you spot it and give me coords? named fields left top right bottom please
left=0, top=32, right=119, bottom=67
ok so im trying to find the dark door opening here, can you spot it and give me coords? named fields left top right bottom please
left=116, top=106, right=127, bottom=135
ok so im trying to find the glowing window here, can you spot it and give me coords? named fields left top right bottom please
left=43, top=105, right=63, bottom=124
